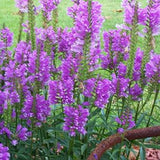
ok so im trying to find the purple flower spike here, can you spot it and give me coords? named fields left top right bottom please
left=0, top=28, right=13, bottom=47
left=49, top=79, right=74, bottom=105
left=132, top=48, right=143, bottom=81
left=63, top=105, right=89, bottom=136
left=115, top=108, right=135, bottom=133
left=118, top=128, right=124, bottom=133
left=145, top=53, right=160, bottom=84
left=0, top=143, right=10, bottom=160
left=40, top=0, right=61, bottom=20
left=15, top=0, right=28, bottom=12
left=16, top=124, right=31, bottom=141
left=130, top=84, right=142, bottom=101
left=111, top=74, right=130, bottom=98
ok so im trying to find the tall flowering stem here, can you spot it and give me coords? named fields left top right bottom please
left=127, top=1, right=138, bottom=79
left=79, top=0, right=92, bottom=81
left=52, top=8, right=58, bottom=32
left=146, top=88, right=159, bottom=127
left=141, top=0, right=154, bottom=82
left=17, top=12, right=25, bottom=43
left=28, top=0, right=36, bottom=50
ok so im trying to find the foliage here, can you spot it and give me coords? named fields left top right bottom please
left=0, top=0, right=160, bottom=159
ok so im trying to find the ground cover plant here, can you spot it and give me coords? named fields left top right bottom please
left=0, top=0, right=160, bottom=159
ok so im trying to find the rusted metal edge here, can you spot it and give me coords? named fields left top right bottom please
left=87, top=126, right=160, bottom=160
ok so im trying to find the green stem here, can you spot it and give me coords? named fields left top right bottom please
left=28, top=0, right=36, bottom=50
left=18, top=12, right=24, bottom=43
left=68, top=137, right=74, bottom=159
left=146, top=88, right=159, bottom=127
left=52, top=8, right=58, bottom=32
left=136, top=92, right=152, bottom=119
left=134, top=101, right=140, bottom=123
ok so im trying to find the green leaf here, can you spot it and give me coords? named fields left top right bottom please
left=120, top=155, right=128, bottom=160
left=140, top=146, right=146, bottom=160
left=144, top=143, right=160, bottom=149
left=136, top=113, right=146, bottom=127
left=81, top=144, right=87, bottom=155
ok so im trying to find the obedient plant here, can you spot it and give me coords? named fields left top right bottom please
left=0, top=143, right=10, bottom=160
left=0, top=0, right=160, bottom=159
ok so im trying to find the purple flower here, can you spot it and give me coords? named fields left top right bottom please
left=60, top=54, right=79, bottom=80
left=83, top=78, right=97, bottom=98
left=15, top=41, right=31, bottom=64
left=35, top=26, right=57, bottom=45
left=93, top=153, right=98, bottom=160
left=115, top=108, right=135, bottom=132
left=122, top=0, right=160, bottom=35
left=21, top=95, right=51, bottom=124
left=118, top=128, right=124, bottom=133
left=82, top=101, right=90, bottom=106
left=11, top=140, right=18, bottom=146
left=117, top=63, right=127, bottom=78
left=101, top=30, right=130, bottom=70
left=16, top=124, right=31, bottom=141
left=0, top=91, right=6, bottom=114
left=63, top=105, right=89, bottom=136
left=15, top=0, right=28, bottom=12
left=95, top=79, right=111, bottom=108
left=27, top=50, right=51, bottom=85
left=0, top=27, right=13, bottom=47
left=145, top=53, right=160, bottom=84
left=40, top=0, right=61, bottom=21
left=20, top=95, right=33, bottom=120
left=49, top=79, right=74, bottom=104
left=130, top=84, right=142, bottom=101
left=142, top=2, right=160, bottom=35
left=10, top=91, right=20, bottom=105
left=132, top=48, right=143, bottom=81
left=0, top=143, right=10, bottom=160
left=111, top=74, right=129, bottom=98
left=68, top=0, right=104, bottom=70
left=11, top=109, right=16, bottom=118
left=122, top=0, right=136, bottom=25
left=57, top=28, right=72, bottom=54
left=36, top=95, right=51, bottom=122
left=1, top=127, right=12, bottom=138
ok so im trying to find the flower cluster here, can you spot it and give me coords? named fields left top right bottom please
left=0, top=27, right=13, bottom=48
left=0, top=143, right=10, bottom=160
left=40, top=0, right=61, bottom=21
left=122, top=0, right=160, bottom=35
left=15, top=0, right=28, bottom=12
left=15, top=41, right=31, bottom=64
left=68, top=0, right=104, bottom=71
left=1, top=0, right=160, bottom=158
left=21, top=94, right=50, bottom=126
left=111, top=74, right=130, bottom=98
left=145, top=53, right=160, bottom=84
left=49, top=79, right=74, bottom=104
left=101, top=29, right=130, bottom=70
left=63, top=105, right=89, bottom=136
left=27, top=50, right=51, bottom=86
left=12, top=124, right=31, bottom=146
left=132, top=48, right=143, bottom=81
left=129, top=84, right=142, bottom=101
left=115, top=108, right=135, bottom=133
left=95, top=79, right=111, bottom=108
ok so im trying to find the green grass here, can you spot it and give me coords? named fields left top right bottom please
left=0, top=0, right=124, bottom=32
left=0, top=0, right=149, bottom=32
left=1, top=0, right=159, bottom=52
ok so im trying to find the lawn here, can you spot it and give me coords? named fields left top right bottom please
left=0, top=0, right=151, bottom=50
left=0, top=0, right=148, bottom=34
left=1, top=1, right=160, bottom=159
